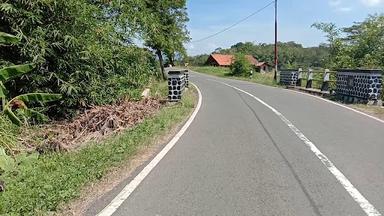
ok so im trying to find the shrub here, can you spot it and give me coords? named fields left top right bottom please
left=230, top=54, right=252, bottom=76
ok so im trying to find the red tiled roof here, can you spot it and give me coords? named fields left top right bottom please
left=210, top=54, right=234, bottom=66
left=209, top=54, right=259, bottom=66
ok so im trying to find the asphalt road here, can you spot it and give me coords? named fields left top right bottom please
left=88, top=71, right=384, bottom=216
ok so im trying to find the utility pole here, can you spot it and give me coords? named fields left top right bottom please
left=274, top=0, right=278, bottom=81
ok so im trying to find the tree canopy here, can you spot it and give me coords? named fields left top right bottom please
left=0, top=0, right=190, bottom=118
left=313, top=14, right=384, bottom=69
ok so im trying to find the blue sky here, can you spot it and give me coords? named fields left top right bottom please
left=186, top=0, right=384, bottom=56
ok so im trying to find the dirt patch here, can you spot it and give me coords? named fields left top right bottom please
left=20, top=98, right=163, bottom=153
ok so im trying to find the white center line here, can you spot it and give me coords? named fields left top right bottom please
left=216, top=80, right=381, bottom=216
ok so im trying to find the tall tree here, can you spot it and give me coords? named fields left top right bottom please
left=141, top=0, right=190, bottom=79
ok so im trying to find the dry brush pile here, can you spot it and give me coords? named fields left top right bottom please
left=20, top=98, right=163, bottom=153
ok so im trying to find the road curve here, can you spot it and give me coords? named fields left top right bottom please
left=88, top=71, right=384, bottom=216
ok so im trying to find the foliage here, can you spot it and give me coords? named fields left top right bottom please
left=187, top=54, right=210, bottom=66
left=230, top=54, right=252, bottom=76
left=203, top=41, right=330, bottom=69
left=4, top=93, right=62, bottom=126
left=0, top=115, right=19, bottom=153
left=0, top=86, right=197, bottom=215
left=0, top=32, right=19, bottom=45
left=312, top=14, right=384, bottom=69
left=0, top=0, right=158, bottom=118
left=0, top=31, right=62, bottom=125
left=137, top=0, right=190, bottom=78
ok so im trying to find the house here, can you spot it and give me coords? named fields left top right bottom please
left=206, top=54, right=270, bottom=72
left=256, top=62, right=270, bottom=73
left=206, top=54, right=234, bottom=67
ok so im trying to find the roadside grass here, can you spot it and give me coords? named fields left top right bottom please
left=190, top=66, right=278, bottom=87
left=0, top=84, right=197, bottom=215
left=350, top=104, right=384, bottom=120
left=0, top=115, right=20, bottom=153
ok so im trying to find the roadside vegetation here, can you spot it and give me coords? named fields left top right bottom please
left=0, top=86, right=197, bottom=215
left=312, top=15, right=384, bottom=70
left=0, top=0, right=192, bottom=214
left=350, top=104, right=384, bottom=121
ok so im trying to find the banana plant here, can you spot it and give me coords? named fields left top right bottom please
left=0, top=32, right=62, bottom=125
left=0, top=64, right=35, bottom=106
left=0, top=32, right=19, bottom=45
left=4, top=93, right=62, bottom=126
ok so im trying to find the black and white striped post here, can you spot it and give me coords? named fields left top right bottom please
left=168, top=70, right=186, bottom=102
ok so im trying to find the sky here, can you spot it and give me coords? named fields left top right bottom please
left=186, top=0, right=384, bottom=56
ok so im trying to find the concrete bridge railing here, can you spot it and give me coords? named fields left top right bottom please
left=279, top=68, right=383, bottom=105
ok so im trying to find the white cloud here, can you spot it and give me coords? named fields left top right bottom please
left=361, top=0, right=384, bottom=6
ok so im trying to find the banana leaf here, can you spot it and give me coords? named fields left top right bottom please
left=3, top=106, right=22, bottom=126
left=12, top=93, right=62, bottom=105
left=0, top=64, right=35, bottom=82
left=3, top=93, right=61, bottom=126
left=24, top=108, right=49, bottom=123
left=0, top=32, right=19, bottom=45
left=0, top=81, right=6, bottom=100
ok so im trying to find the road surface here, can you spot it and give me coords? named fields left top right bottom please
left=88, top=72, right=384, bottom=216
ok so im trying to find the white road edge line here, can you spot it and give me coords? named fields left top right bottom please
left=96, top=83, right=203, bottom=216
left=216, top=80, right=381, bottom=216
left=286, top=89, right=384, bottom=124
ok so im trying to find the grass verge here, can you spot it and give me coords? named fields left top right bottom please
left=0, top=115, right=20, bottom=153
left=350, top=104, right=384, bottom=120
left=190, top=66, right=278, bottom=87
left=0, top=84, right=197, bottom=215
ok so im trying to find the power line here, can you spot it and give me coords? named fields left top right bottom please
left=190, top=1, right=275, bottom=43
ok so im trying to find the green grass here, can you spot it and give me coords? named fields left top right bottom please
left=190, top=66, right=278, bottom=87
left=0, top=85, right=197, bottom=215
left=0, top=115, right=20, bottom=154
